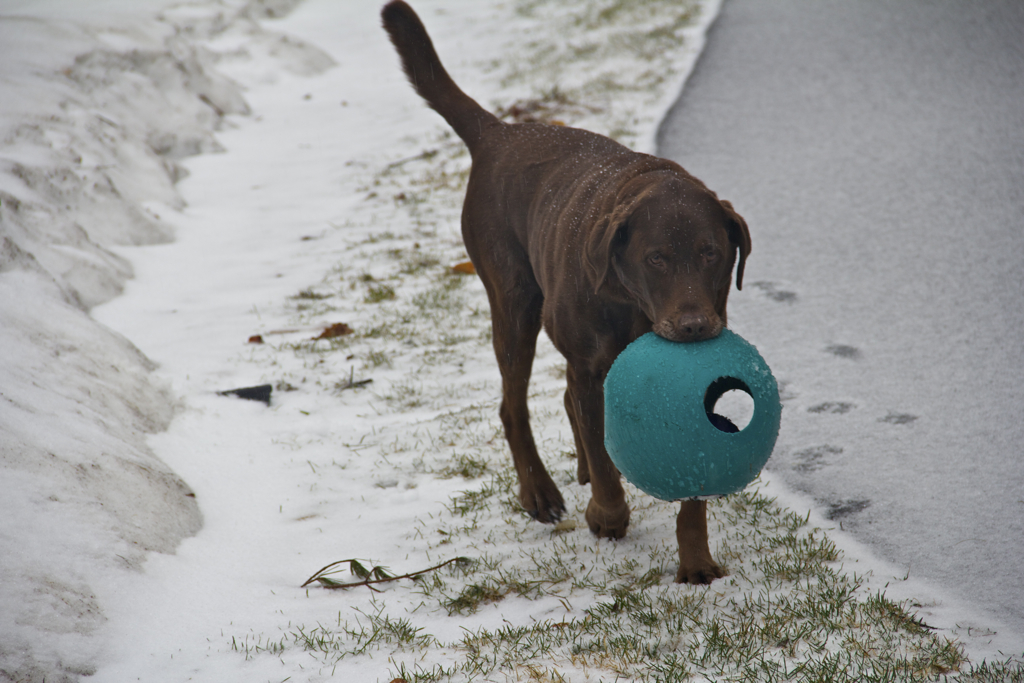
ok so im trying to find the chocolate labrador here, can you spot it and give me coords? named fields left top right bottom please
left=382, top=0, right=751, bottom=584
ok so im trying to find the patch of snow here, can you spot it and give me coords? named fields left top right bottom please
left=0, top=1, right=334, bottom=679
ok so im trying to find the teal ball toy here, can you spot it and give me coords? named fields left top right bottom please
left=604, top=329, right=781, bottom=501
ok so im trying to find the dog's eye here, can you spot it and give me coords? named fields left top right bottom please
left=647, top=253, right=665, bottom=268
left=702, top=248, right=719, bottom=265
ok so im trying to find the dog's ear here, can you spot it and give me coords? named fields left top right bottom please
left=584, top=201, right=634, bottom=294
left=721, top=200, right=751, bottom=290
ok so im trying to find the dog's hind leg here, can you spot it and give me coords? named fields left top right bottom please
left=476, top=256, right=566, bottom=524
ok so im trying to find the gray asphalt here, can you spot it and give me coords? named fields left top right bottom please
left=659, top=0, right=1024, bottom=635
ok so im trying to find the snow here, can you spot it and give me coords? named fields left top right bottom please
left=0, top=0, right=1020, bottom=681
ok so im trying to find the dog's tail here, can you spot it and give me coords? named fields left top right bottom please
left=381, top=1, right=501, bottom=153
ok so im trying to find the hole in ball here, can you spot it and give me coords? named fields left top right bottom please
left=704, top=377, right=754, bottom=432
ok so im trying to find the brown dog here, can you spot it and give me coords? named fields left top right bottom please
left=382, top=1, right=751, bottom=584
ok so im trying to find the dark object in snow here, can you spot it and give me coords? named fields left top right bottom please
left=218, top=384, right=272, bottom=405
left=248, top=334, right=265, bottom=344
left=338, top=367, right=372, bottom=391
left=382, top=1, right=752, bottom=587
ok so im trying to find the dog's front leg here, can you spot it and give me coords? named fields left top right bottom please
left=566, top=363, right=630, bottom=538
left=675, top=500, right=725, bottom=584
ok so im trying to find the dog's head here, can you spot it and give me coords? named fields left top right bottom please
left=584, top=171, right=751, bottom=342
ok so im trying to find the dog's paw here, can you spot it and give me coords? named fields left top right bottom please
left=675, top=558, right=725, bottom=585
left=520, top=482, right=566, bottom=524
left=585, top=498, right=630, bottom=539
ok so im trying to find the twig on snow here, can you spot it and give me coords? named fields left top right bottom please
left=301, top=556, right=473, bottom=591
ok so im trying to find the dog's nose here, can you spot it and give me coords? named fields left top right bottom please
left=675, top=313, right=713, bottom=342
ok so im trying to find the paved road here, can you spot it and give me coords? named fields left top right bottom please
left=659, top=0, right=1024, bottom=634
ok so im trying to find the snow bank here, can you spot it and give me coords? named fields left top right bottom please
left=0, top=2, right=333, bottom=680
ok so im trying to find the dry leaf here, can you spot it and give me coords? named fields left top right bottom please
left=451, top=260, right=476, bottom=275
left=315, top=322, right=353, bottom=339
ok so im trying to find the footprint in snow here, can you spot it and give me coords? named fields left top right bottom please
left=750, top=281, right=797, bottom=303
left=777, top=380, right=797, bottom=403
left=791, top=444, right=843, bottom=473
left=879, top=412, right=918, bottom=425
left=825, top=499, right=871, bottom=520
left=826, top=344, right=862, bottom=360
left=808, top=401, right=855, bottom=415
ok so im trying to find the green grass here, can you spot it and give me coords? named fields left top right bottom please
left=364, top=283, right=396, bottom=303
left=260, top=438, right=1015, bottom=681
left=247, top=473, right=1016, bottom=681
